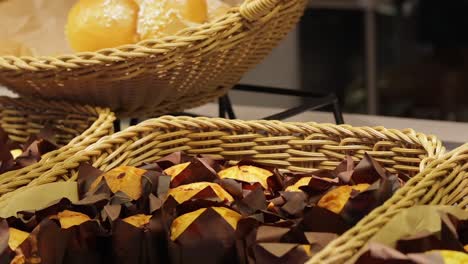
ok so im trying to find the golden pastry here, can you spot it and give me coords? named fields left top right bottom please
left=57, top=210, right=91, bottom=229
left=122, top=214, right=152, bottom=228
left=317, top=184, right=370, bottom=214
left=90, top=166, right=146, bottom=200
left=8, top=228, right=29, bottom=250
left=285, top=177, right=312, bottom=192
left=135, top=0, right=208, bottom=39
left=218, top=165, right=273, bottom=189
left=170, top=207, right=241, bottom=240
left=430, top=250, right=468, bottom=264
left=285, top=177, right=337, bottom=192
left=168, top=182, right=234, bottom=203
left=66, top=0, right=139, bottom=51
left=164, top=162, right=191, bottom=179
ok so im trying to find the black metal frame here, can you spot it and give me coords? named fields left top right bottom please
left=228, top=84, right=344, bottom=124
left=114, top=84, right=345, bottom=131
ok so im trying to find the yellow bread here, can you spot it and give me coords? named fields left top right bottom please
left=66, top=0, right=139, bottom=51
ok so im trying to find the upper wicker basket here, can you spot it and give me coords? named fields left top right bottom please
left=0, top=116, right=444, bottom=205
left=0, top=0, right=307, bottom=117
left=0, top=96, right=115, bottom=198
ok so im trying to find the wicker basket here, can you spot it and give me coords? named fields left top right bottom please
left=0, top=116, right=444, bottom=204
left=0, top=0, right=307, bottom=117
left=0, top=96, right=115, bottom=198
left=308, top=143, right=468, bottom=264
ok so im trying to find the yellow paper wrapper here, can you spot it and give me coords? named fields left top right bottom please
left=0, top=182, right=79, bottom=218
left=0, top=0, right=74, bottom=56
left=351, top=205, right=468, bottom=263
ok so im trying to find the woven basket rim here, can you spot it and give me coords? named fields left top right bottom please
left=79, top=115, right=445, bottom=164
left=0, top=115, right=448, bottom=258
left=0, top=96, right=116, bottom=198
left=44, top=115, right=445, bottom=176
left=0, top=96, right=111, bottom=115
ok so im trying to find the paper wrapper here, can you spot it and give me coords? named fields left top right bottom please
left=0, top=182, right=79, bottom=218
left=0, top=0, right=74, bottom=56
left=169, top=158, right=220, bottom=188
left=169, top=207, right=239, bottom=264
left=0, top=127, right=59, bottom=175
left=1, top=215, right=105, bottom=264
left=236, top=219, right=339, bottom=264
left=110, top=214, right=169, bottom=264
left=79, top=162, right=173, bottom=264
left=352, top=206, right=468, bottom=263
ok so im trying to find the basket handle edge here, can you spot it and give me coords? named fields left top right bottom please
left=239, top=0, right=282, bottom=21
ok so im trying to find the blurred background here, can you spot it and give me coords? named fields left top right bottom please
left=238, top=0, right=468, bottom=122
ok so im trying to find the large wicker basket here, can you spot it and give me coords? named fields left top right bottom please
left=0, top=116, right=444, bottom=205
left=0, top=0, right=307, bottom=117
left=308, top=143, right=468, bottom=264
left=0, top=96, right=115, bottom=198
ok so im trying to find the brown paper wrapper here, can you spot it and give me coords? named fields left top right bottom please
left=154, top=152, right=193, bottom=171
left=0, top=220, right=15, bottom=264
left=170, top=158, right=219, bottom=188
left=236, top=218, right=338, bottom=264
left=61, top=221, right=106, bottom=264
left=110, top=214, right=168, bottom=264
left=169, top=207, right=239, bottom=264
left=0, top=127, right=58, bottom=174
left=9, top=218, right=104, bottom=264
left=253, top=243, right=312, bottom=264
left=77, top=164, right=104, bottom=199
left=233, top=186, right=267, bottom=216
left=341, top=175, right=401, bottom=225
left=3, top=208, right=108, bottom=264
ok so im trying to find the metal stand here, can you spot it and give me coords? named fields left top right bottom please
left=113, top=119, right=121, bottom=132
left=114, top=84, right=345, bottom=131
left=232, top=85, right=344, bottom=124
left=173, top=84, right=344, bottom=124
left=218, top=94, right=237, bottom=119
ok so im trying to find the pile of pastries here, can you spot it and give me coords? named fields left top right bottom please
left=66, top=0, right=243, bottom=51
left=1, top=152, right=412, bottom=263
left=0, top=128, right=58, bottom=174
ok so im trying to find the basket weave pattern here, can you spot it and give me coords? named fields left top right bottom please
left=0, top=116, right=443, bottom=205
left=0, top=0, right=307, bottom=117
left=0, top=96, right=115, bottom=197
left=308, top=144, right=467, bottom=264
